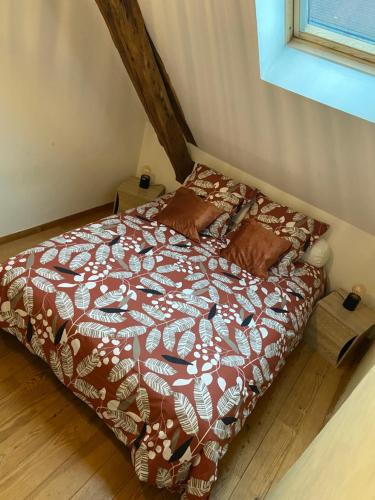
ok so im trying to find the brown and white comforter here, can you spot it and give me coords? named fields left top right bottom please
left=0, top=210, right=325, bottom=498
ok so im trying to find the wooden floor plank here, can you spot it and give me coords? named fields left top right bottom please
left=114, top=476, right=175, bottom=500
left=270, top=363, right=345, bottom=489
left=230, top=352, right=329, bottom=500
left=71, top=448, right=134, bottom=500
left=29, top=431, right=118, bottom=500
left=211, top=342, right=312, bottom=500
left=0, top=336, right=39, bottom=384
left=1, top=397, right=99, bottom=498
left=0, top=207, right=349, bottom=500
left=0, top=371, right=60, bottom=436
left=0, top=205, right=112, bottom=263
left=0, top=227, right=65, bottom=264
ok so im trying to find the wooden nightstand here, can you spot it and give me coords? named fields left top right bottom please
left=114, top=176, right=165, bottom=213
left=305, top=289, right=375, bottom=367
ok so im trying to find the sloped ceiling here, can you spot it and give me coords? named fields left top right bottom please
left=139, top=0, right=375, bottom=235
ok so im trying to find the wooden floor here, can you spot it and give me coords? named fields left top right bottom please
left=0, top=208, right=350, bottom=500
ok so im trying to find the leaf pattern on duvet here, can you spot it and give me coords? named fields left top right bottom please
left=0, top=203, right=326, bottom=500
left=69, top=252, right=91, bottom=271
left=50, top=351, right=64, bottom=384
left=187, top=478, right=212, bottom=497
left=236, top=294, right=255, bottom=314
left=74, top=285, right=90, bottom=310
left=61, top=344, right=74, bottom=378
left=235, top=329, right=250, bottom=357
left=199, top=319, right=213, bottom=344
left=221, top=355, right=245, bottom=367
left=260, top=357, right=271, bottom=381
left=136, top=387, right=150, bottom=421
left=74, top=378, right=100, bottom=399
left=1, top=267, right=26, bottom=286
left=75, top=232, right=103, bottom=244
left=56, top=292, right=74, bottom=320
left=31, top=276, right=56, bottom=294
left=174, top=392, right=199, bottom=435
left=253, top=365, right=264, bottom=387
left=77, top=322, right=116, bottom=338
left=116, top=373, right=139, bottom=400
left=94, top=290, right=123, bottom=308
left=95, top=244, right=110, bottom=262
left=111, top=243, right=125, bottom=261
left=203, top=441, right=221, bottom=462
left=108, top=358, right=135, bottom=382
left=143, top=372, right=172, bottom=396
left=163, top=318, right=195, bottom=351
left=129, top=255, right=141, bottom=273
left=170, top=302, right=200, bottom=318
left=177, top=330, right=195, bottom=359
left=145, top=328, right=161, bottom=353
left=40, top=247, right=58, bottom=264
left=7, top=277, right=27, bottom=300
left=194, top=378, right=212, bottom=421
left=77, top=352, right=100, bottom=377
left=261, top=317, right=286, bottom=335
left=142, top=256, right=155, bottom=272
left=140, top=277, right=165, bottom=294
left=213, top=315, right=228, bottom=338
left=142, top=304, right=165, bottom=321
left=106, top=410, right=138, bottom=434
left=128, top=310, right=155, bottom=327
left=217, top=385, right=241, bottom=417
left=249, top=328, right=262, bottom=354
left=22, top=286, right=34, bottom=315
left=156, top=467, right=173, bottom=488
left=58, top=247, right=72, bottom=265
left=118, top=326, right=146, bottom=338
left=30, top=336, right=47, bottom=362
left=134, top=445, right=149, bottom=482
left=88, top=309, right=126, bottom=324
left=145, top=358, right=177, bottom=376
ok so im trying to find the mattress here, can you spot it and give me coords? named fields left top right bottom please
left=0, top=210, right=325, bottom=499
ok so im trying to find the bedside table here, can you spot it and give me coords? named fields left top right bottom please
left=114, top=176, right=165, bottom=213
left=305, top=289, right=375, bottom=367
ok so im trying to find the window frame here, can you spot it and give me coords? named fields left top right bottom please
left=255, top=0, right=375, bottom=125
left=290, top=0, right=375, bottom=67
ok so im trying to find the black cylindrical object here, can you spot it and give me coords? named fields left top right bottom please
left=139, top=174, right=150, bottom=189
left=343, top=292, right=361, bottom=311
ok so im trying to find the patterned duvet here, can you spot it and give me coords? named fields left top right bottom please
left=0, top=210, right=325, bottom=498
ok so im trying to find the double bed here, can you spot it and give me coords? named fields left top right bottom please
left=0, top=202, right=325, bottom=498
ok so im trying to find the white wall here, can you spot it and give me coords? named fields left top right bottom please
left=0, top=0, right=146, bottom=237
left=139, top=0, right=375, bottom=237
left=138, top=122, right=375, bottom=308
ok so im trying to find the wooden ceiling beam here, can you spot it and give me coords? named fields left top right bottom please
left=146, top=30, right=197, bottom=147
left=95, top=0, right=195, bottom=182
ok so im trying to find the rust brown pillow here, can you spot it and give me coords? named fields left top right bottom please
left=220, top=218, right=291, bottom=278
left=155, top=187, right=223, bottom=242
left=248, top=192, right=330, bottom=268
left=183, top=163, right=257, bottom=238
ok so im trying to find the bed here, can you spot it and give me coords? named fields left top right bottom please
left=0, top=205, right=325, bottom=499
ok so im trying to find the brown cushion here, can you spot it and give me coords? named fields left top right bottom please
left=182, top=163, right=257, bottom=238
left=248, top=192, right=330, bottom=268
left=220, top=218, right=291, bottom=278
left=155, top=187, right=223, bottom=242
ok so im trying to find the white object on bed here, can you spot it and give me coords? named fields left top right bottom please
left=302, top=239, right=331, bottom=268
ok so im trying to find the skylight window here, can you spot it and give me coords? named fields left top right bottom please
left=295, top=0, right=375, bottom=63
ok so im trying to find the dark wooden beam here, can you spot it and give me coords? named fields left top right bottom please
left=95, top=0, right=195, bottom=182
left=146, top=30, right=197, bottom=146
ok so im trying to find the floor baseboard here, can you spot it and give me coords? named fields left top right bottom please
left=0, top=203, right=113, bottom=245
